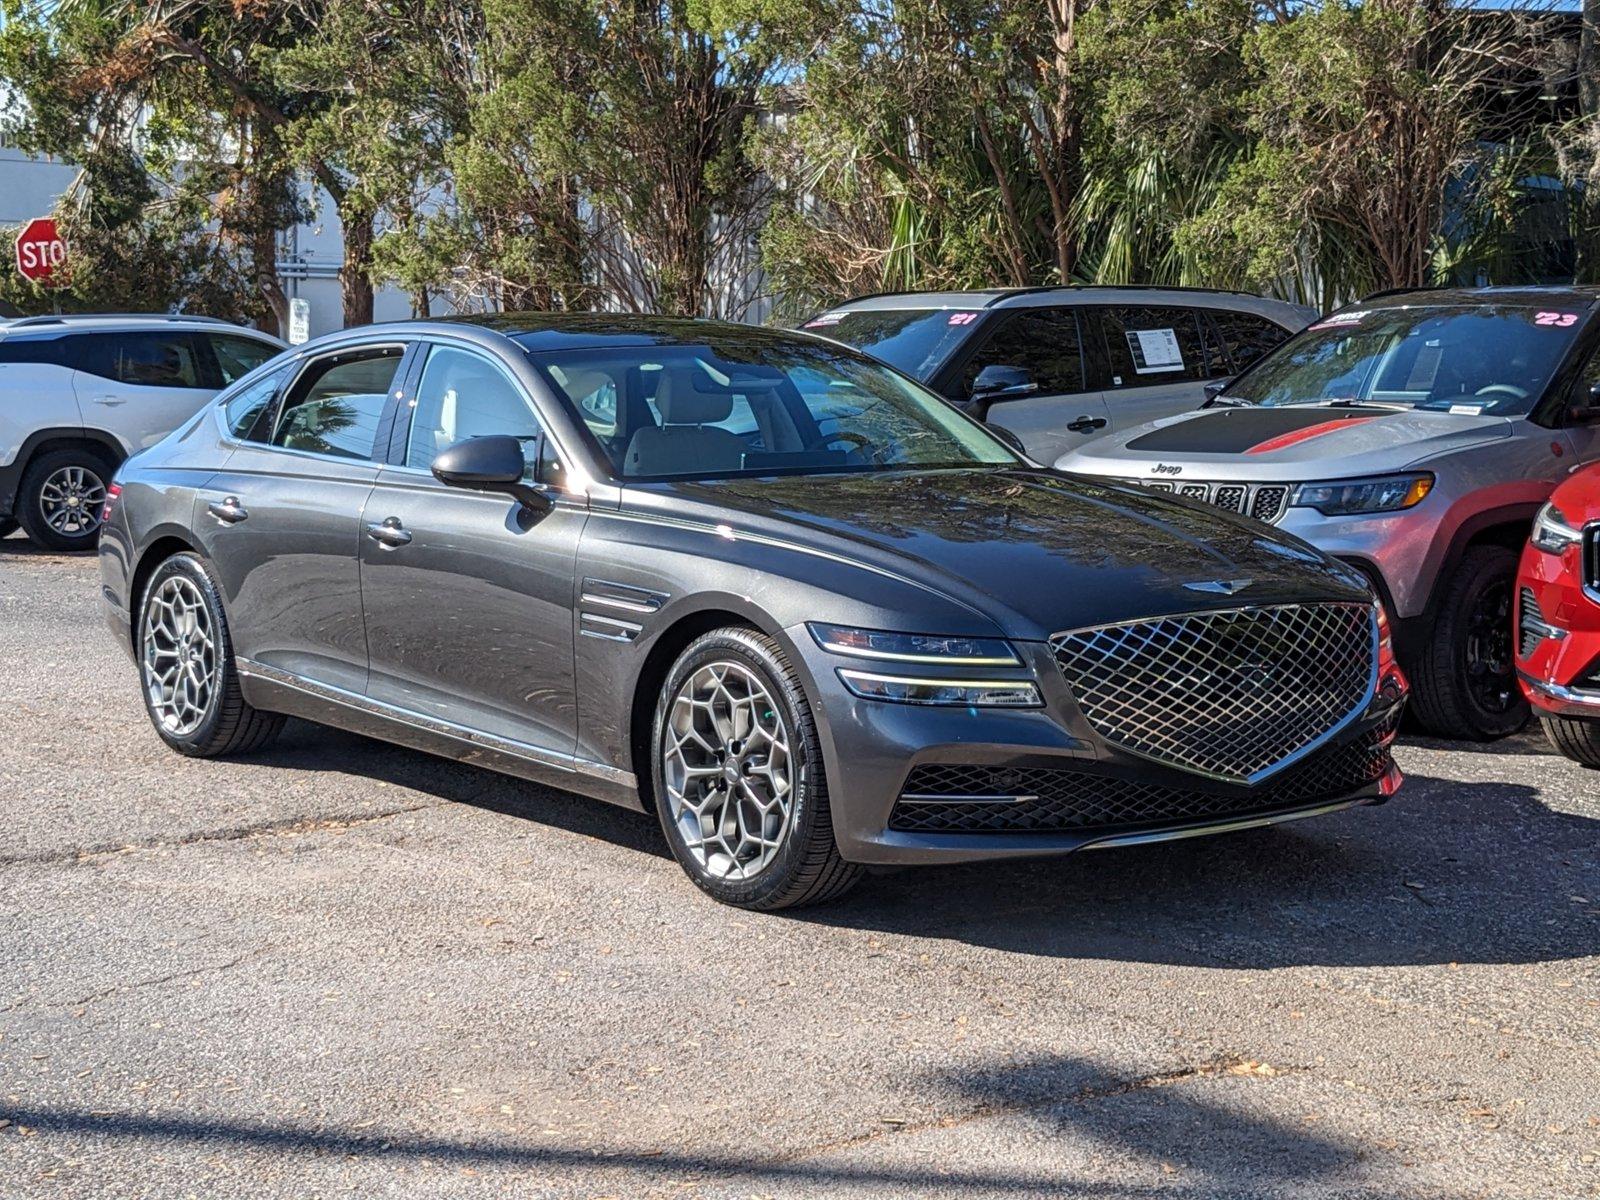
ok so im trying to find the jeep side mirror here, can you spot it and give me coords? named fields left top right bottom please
left=432, top=434, right=553, bottom=515
left=1203, top=378, right=1234, bottom=403
left=967, top=364, right=1038, bottom=420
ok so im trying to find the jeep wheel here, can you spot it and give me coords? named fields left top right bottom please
left=1408, top=544, right=1529, bottom=740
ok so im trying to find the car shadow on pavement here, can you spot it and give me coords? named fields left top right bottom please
left=245, top=718, right=670, bottom=860
left=795, top=769, right=1600, bottom=970
left=0, top=1052, right=1464, bottom=1198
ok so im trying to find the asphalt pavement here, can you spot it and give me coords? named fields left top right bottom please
left=1, top=532, right=1596, bottom=1198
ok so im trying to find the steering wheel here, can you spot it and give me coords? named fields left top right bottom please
left=805, top=431, right=873, bottom=455
left=1473, top=384, right=1529, bottom=404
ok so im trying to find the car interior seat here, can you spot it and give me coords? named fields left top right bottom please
left=623, top=368, right=747, bottom=476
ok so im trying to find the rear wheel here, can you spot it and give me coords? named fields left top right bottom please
left=16, top=447, right=112, bottom=551
left=651, top=627, right=862, bottom=910
left=137, top=552, right=284, bottom=757
left=1540, top=715, right=1600, bottom=768
left=1407, top=544, right=1529, bottom=740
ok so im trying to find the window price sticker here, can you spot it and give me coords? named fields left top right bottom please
left=1126, top=327, right=1184, bottom=374
left=805, top=311, right=846, bottom=328
left=947, top=311, right=979, bottom=326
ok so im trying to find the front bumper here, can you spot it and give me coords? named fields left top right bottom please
left=788, top=627, right=1408, bottom=866
left=1516, top=538, right=1600, bottom=717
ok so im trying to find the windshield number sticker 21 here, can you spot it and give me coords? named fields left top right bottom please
left=1535, top=311, right=1579, bottom=327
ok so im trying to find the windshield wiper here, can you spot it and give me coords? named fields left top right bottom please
left=1204, top=395, right=1252, bottom=408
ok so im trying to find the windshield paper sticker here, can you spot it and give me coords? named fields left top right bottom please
left=947, top=311, right=978, bottom=326
left=1127, top=328, right=1184, bottom=374
left=805, top=312, right=846, bottom=328
left=1535, top=311, right=1580, bottom=327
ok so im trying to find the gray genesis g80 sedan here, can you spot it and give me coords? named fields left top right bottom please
left=99, top=315, right=1410, bottom=909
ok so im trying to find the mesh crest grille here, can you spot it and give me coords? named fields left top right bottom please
left=1052, top=603, right=1375, bottom=781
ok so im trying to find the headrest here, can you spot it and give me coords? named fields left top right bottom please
left=655, top=368, right=733, bottom=425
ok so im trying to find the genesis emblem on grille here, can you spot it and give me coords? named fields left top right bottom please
left=1051, top=603, right=1377, bottom=784
left=1183, top=578, right=1253, bottom=595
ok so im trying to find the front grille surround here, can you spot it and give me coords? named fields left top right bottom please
left=888, top=712, right=1398, bottom=835
left=1051, top=602, right=1377, bottom=784
left=1136, top=478, right=1290, bottom=524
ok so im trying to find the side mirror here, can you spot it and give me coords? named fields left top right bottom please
left=967, top=364, right=1038, bottom=420
left=1203, top=377, right=1234, bottom=403
left=985, top=422, right=1027, bottom=456
left=432, top=434, right=553, bottom=514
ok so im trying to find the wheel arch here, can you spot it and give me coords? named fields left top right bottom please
left=627, top=606, right=769, bottom=813
left=1424, top=502, right=1542, bottom=618
left=128, top=531, right=205, bottom=627
left=0, top=427, right=128, bottom=514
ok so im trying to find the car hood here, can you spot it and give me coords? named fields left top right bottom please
left=642, top=468, right=1369, bottom=639
left=1056, top=404, right=1513, bottom=479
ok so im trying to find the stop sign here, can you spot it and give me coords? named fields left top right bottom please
left=14, top=218, right=68, bottom=286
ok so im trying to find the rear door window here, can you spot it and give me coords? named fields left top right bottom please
left=272, top=348, right=403, bottom=460
left=1208, top=310, right=1294, bottom=374
left=209, top=334, right=280, bottom=385
left=1099, top=307, right=1209, bottom=387
left=958, top=308, right=1087, bottom=397
left=74, top=332, right=210, bottom=388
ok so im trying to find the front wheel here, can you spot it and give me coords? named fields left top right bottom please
left=138, top=552, right=285, bottom=757
left=651, top=627, right=863, bottom=910
left=1540, top=715, right=1600, bottom=768
left=1407, top=544, right=1529, bottom=740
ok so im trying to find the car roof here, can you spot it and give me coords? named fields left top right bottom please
left=1354, top=285, right=1600, bottom=310
left=824, top=286, right=1316, bottom=318
left=304, top=313, right=825, bottom=354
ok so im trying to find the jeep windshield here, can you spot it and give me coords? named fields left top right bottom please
left=1223, top=304, right=1587, bottom=416
left=798, top=308, right=977, bottom=380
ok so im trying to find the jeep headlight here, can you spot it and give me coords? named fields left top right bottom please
left=1531, top=502, right=1582, bottom=555
left=1292, top=473, right=1434, bottom=516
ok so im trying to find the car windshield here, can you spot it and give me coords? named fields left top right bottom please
left=799, top=308, right=978, bottom=379
left=526, top=336, right=1017, bottom=481
left=1225, top=303, right=1587, bottom=415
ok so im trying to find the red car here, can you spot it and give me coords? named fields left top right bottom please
left=1516, top=463, right=1600, bottom=765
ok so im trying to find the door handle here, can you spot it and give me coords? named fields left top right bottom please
left=207, top=497, right=248, bottom=524
left=1067, top=415, right=1108, bottom=433
left=92, top=395, right=127, bottom=407
left=366, top=516, right=413, bottom=548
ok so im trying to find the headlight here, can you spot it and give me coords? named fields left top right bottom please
left=1292, top=473, right=1434, bottom=516
left=1531, top=501, right=1582, bottom=555
left=836, top=669, right=1042, bottom=708
left=808, top=623, right=1020, bottom=665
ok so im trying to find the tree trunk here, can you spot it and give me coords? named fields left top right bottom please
left=340, top=201, right=376, bottom=328
left=1575, top=0, right=1600, bottom=283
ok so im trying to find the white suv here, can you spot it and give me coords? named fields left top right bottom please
left=0, top=314, right=285, bottom=550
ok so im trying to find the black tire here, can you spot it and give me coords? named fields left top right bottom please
left=15, top=446, right=114, bottom=551
left=1540, top=715, right=1600, bottom=768
left=650, top=627, right=863, bottom=910
left=1407, top=544, right=1529, bottom=740
left=136, top=552, right=285, bottom=757
left=0, top=517, right=17, bottom=539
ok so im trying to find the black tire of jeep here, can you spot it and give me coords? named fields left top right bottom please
left=1540, top=715, right=1600, bottom=768
left=137, top=552, right=286, bottom=758
left=651, top=627, right=864, bottom=910
left=15, top=446, right=114, bottom=551
left=1407, top=544, right=1529, bottom=740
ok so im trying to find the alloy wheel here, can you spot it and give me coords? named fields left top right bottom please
left=38, top=465, right=106, bottom=539
left=1464, top=577, right=1516, bottom=715
left=141, top=575, right=219, bottom=735
left=661, top=661, right=796, bottom=880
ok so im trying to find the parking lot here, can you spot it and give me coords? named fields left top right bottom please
left=0, top=534, right=1594, bottom=1198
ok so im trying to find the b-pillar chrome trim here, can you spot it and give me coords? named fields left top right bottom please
left=236, top=660, right=637, bottom=787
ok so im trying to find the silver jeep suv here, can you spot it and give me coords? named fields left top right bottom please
left=1057, top=287, right=1600, bottom=740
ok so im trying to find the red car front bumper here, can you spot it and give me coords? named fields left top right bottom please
left=1515, top=535, right=1600, bottom=717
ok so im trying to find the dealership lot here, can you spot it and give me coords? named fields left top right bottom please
left=0, top=536, right=1596, bottom=1198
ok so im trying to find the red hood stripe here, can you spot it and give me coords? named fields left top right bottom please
left=1245, top=417, right=1378, bottom=455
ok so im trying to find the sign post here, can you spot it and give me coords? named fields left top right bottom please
left=14, top=218, right=68, bottom=290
